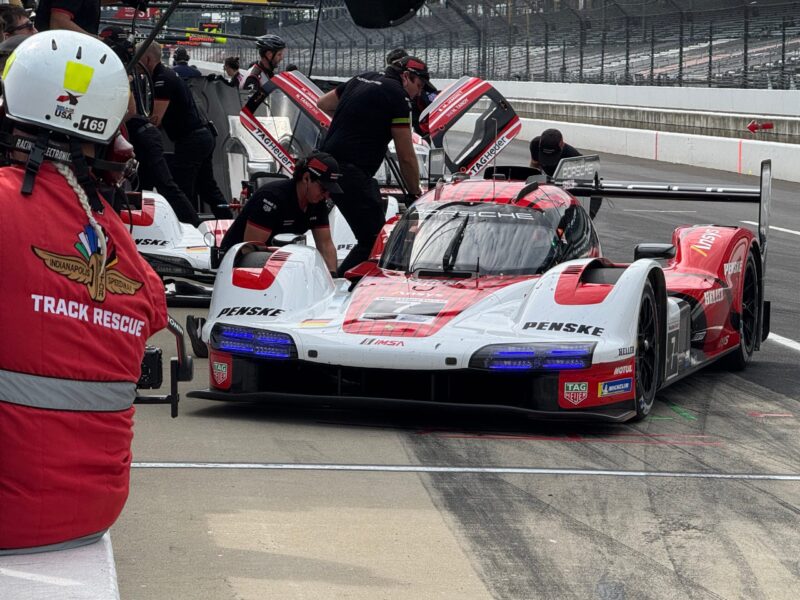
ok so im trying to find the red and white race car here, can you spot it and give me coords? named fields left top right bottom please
left=188, top=77, right=771, bottom=421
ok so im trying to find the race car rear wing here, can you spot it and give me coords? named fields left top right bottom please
left=554, top=156, right=771, bottom=279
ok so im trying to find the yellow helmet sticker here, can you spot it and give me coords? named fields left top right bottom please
left=2, top=51, right=16, bottom=80
left=64, top=60, right=94, bottom=94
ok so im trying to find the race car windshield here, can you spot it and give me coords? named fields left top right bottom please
left=380, top=201, right=563, bottom=276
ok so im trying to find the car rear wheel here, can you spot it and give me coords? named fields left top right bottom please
left=633, top=281, right=660, bottom=421
left=724, top=250, right=759, bottom=371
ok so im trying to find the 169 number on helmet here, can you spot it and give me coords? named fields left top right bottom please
left=79, top=116, right=108, bottom=134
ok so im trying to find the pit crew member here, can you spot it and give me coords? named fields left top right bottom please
left=219, top=151, right=341, bottom=275
left=316, top=55, right=427, bottom=275
left=530, top=128, right=601, bottom=218
left=139, top=40, right=232, bottom=219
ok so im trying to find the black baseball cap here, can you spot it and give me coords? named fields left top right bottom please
left=303, top=151, right=343, bottom=194
left=397, top=56, right=430, bottom=81
left=386, top=47, right=408, bottom=66
left=99, top=26, right=126, bottom=43
left=538, top=128, right=564, bottom=168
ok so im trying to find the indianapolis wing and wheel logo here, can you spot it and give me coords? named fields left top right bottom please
left=32, top=225, right=143, bottom=302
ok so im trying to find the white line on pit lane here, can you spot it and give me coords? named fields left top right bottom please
left=767, top=333, right=800, bottom=353
left=0, top=567, right=82, bottom=587
left=623, top=209, right=697, bottom=213
left=132, top=462, right=800, bottom=481
left=741, top=220, right=800, bottom=236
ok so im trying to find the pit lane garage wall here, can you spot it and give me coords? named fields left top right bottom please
left=191, top=60, right=800, bottom=183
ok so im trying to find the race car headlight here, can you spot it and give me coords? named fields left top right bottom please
left=210, top=324, right=297, bottom=360
left=469, top=343, right=596, bottom=371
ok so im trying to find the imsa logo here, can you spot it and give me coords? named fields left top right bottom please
left=563, top=381, right=588, bottom=405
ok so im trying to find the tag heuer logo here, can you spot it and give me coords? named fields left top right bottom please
left=564, top=382, right=588, bottom=405
left=212, top=361, right=228, bottom=385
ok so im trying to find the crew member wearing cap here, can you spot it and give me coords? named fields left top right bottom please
left=317, top=55, right=428, bottom=276
left=385, top=47, right=438, bottom=138
left=530, top=128, right=601, bottom=218
left=529, top=128, right=582, bottom=176
left=219, top=151, right=340, bottom=274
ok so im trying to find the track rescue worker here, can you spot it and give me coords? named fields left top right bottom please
left=220, top=152, right=341, bottom=275
left=317, top=55, right=427, bottom=275
left=0, top=31, right=167, bottom=553
left=530, top=128, right=601, bottom=218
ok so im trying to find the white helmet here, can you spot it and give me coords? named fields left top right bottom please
left=2, top=30, right=129, bottom=144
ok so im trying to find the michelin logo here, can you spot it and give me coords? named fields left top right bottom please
left=598, top=378, right=633, bottom=397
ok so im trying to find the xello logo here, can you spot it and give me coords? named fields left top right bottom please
left=563, top=382, right=588, bottom=405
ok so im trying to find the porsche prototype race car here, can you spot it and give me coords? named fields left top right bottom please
left=188, top=156, right=770, bottom=421
left=188, top=111, right=773, bottom=424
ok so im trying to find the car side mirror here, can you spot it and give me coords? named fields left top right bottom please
left=634, top=243, right=676, bottom=261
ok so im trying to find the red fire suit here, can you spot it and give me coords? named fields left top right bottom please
left=0, top=163, right=167, bottom=552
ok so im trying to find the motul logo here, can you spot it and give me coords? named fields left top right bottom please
left=613, top=364, right=633, bottom=375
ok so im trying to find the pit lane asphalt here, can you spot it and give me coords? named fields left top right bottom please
left=115, top=139, right=800, bottom=600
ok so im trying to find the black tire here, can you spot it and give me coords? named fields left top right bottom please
left=632, top=280, right=660, bottom=421
left=132, top=62, right=154, bottom=118
left=186, top=315, right=208, bottom=359
left=236, top=251, right=272, bottom=269
left=723, top=251, right=759, bottom=371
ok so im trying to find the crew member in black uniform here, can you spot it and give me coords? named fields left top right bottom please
left=317, top=55, right=428, bottom=276
left=385, top=48, right=438, bottom=137
left=530, top=128, right=600, bottom=218
left=139, top=41, right=231, bottom=219
left=99, top=28, right=200, bottom=226
left=34, top=0, right=100, bottom=35
left=220, top=152, right=341, bottom=274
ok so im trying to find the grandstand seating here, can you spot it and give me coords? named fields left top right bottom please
left=129, top=0, right=800, bottom=89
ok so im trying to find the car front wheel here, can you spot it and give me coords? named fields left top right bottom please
left=633, top=280, right=660, bottom=421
